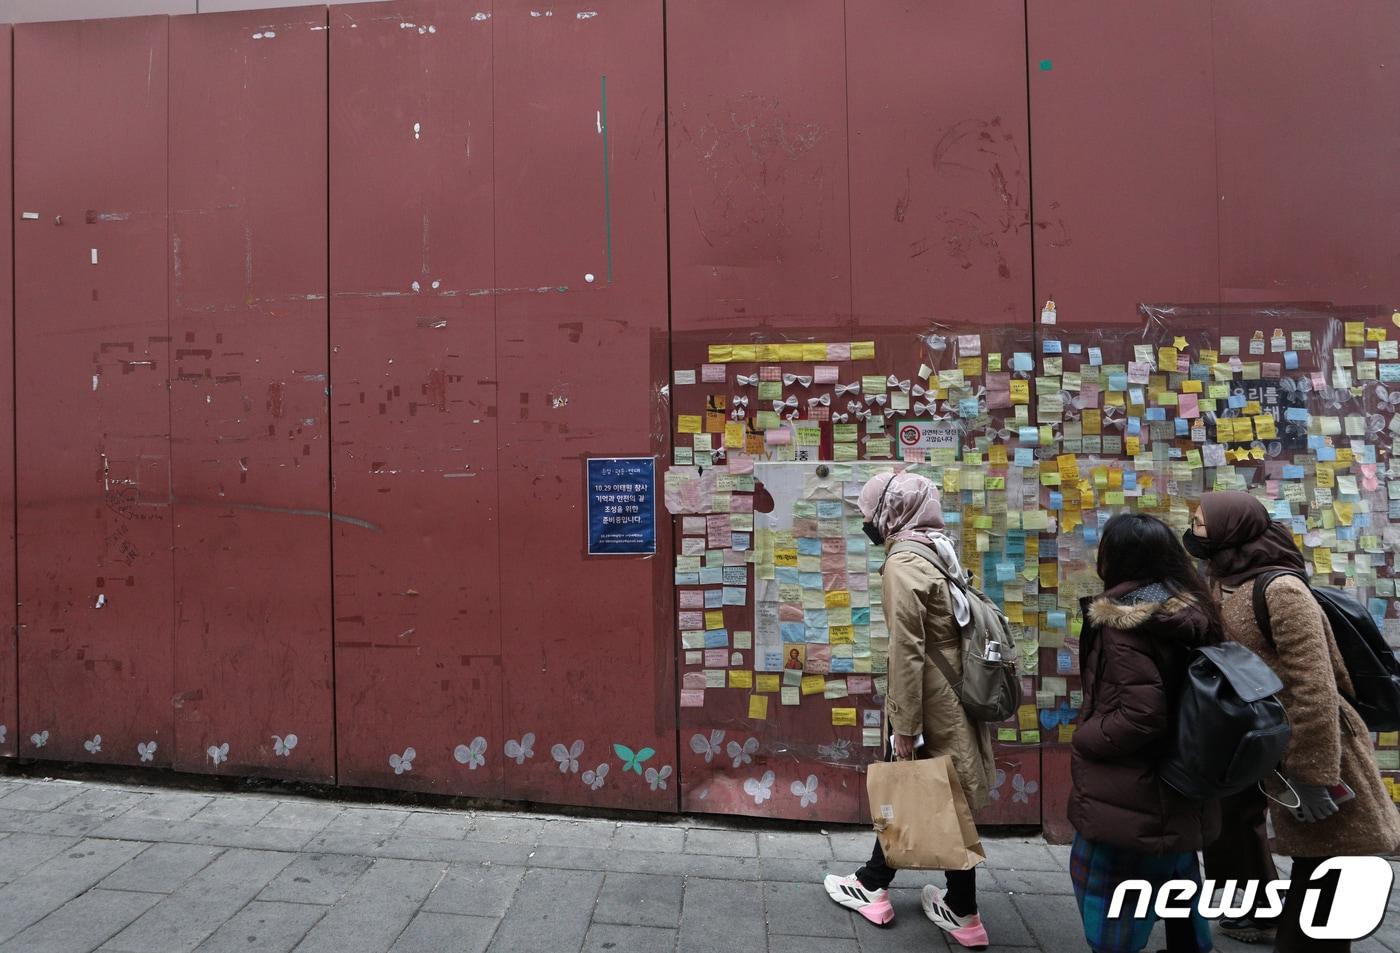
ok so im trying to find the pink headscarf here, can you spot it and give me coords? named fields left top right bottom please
left=857, top=470, right=947, bottom=544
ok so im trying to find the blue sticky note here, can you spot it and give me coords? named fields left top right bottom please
left=1012, top=352, right=1034, bottom=372
left=797, top=537, right=823, bottom=556
left=996, top=562, right=1016, bottom=582
left=705, top=589, right=724, bottom=608
left=806, top=625, right=830, bottom=644
left=776, top=567, right=800, bottom=584
left=830, top=657, right=855, bottom=673
left=1282, top=465, right=1305, bottom=479
left=780, top=622, right=806, bottom=643
left=1014, top=447, right=1035, bottom=467
left=1317, top=446, right=1337, bottom=462
left=959, top=398, right=979, bottom=418
left=1049, top=491, right=1063, bottom=510
left=1057, top=648, right=1074, bottom=674
left=852, top=607, right=870, bottom=625
left=1108, top=372, right=1127, bottom=391
left=1228, top=394, right=1246, bottom=409
left=1089, top=347, right=1104, bottom=366
left=1068, top=343, right=1083, bottom=354
left=1308, top=435, right=1325, bottom=450
left=799, top=571, right=823, bottom=589
left=1369, top=598, right=1388, bottom=627
left=806, top=609, right=828, bottom=629
left=847, top=537, right=868, bottom=555
left=1145, top=407, right=1166, bottom=421
left=1083, top=526, right=1099, bottom=545
left=1018, top=427, right=1039, bottom=445
left=705, top=629, right=729, bottom=648
left=1285, top=407, right=1310, bottom=423
left=1124, top=471, right=1138, bottom=491
left=1127, top=417, right=1142, bottom=436
left=816, top=500, right=844, bottom=519
left=1271, top=500, right=1292, bottom=520
left=1043, top=339, right=1063, bottom=354
left=1047, top=610, right=1067, bottom=630
left=1174, top=418, right=1189, bottom=436
left=699, top=567, right=723, bottom=585
left=1284, top=351, right=1299, bottom=370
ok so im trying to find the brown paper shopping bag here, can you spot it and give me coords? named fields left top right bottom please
left=866, top=755, right=986, bottom=871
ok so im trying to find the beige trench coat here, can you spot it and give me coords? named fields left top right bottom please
left=882, top=549, right=997, bottom=810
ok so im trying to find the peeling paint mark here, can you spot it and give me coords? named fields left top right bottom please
left=472, top=11, right=490, bottom=21
left=413, top=121, right=422, bottom=140
left=92, top=373, right=100, bottom=391
left=530, top=10, right=554, bottom=17
left=21, top=212, right=38, bottom=220
left=252, top=30, right=276, bottom=39
left=577, top=11, right=598, bottom=19
left=551, top=394, right=569, bottom=409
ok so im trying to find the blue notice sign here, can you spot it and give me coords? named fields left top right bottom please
left=586, top=457, right=656, bottom=556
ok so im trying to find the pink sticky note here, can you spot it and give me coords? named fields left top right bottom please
left=814, top=365, right=839, bottom=384
left=1179, top=394, right=1200, bottom=419
left=765, top=428, right=792, bottom=445
left=680, top=689, right=706, bottom=707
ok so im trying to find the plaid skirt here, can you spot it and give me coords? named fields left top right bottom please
left=1070, top=834, right=1213, bottom=953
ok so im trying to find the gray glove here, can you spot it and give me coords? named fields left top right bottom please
left=1289, top=781, right=1340, bottom=823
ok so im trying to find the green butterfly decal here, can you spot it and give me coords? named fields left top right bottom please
left=613, top=743, right=656, bottom=774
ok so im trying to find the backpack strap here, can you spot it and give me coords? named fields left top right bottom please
left=886, top=541, right=964, bottom=693
left=1250, top=569, right=1308, bottom=648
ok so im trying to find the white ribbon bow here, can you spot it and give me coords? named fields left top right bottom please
left=912, top=383, right=927, bottom=397
left=912, top=402, right=932, bottom=416
left=730, top=408, right=746, bottom=420
left=807, top=393, right=831, bottom=407
left=731, top=395, right=750, bottom=407
left=855, top=408, right=872, bottom=420
left=865, top=394, right=888, bottom=407
left=783, top=409, right=800, bottom=420
left=831, top=413, right=849, bottom=422
left=736, top=373, right=759, bottom=387
left=783, top=373, right=813, bottom=387
left=887, top=375, right=911, bottom=393
left=834, top=382, right=861, bottom=395
left=846, top=400, right=863, bottom=414
left=772, top=396, right=799, bottom=411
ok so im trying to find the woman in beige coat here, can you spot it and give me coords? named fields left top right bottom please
left=1189, top=491, right=1400, bottom=953
left=824, top=471, right=995, bottom=950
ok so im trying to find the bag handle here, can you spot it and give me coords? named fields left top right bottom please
left=887, top=542, right=966, bottom=694
left=1250, top=568, right=1307, bottom=648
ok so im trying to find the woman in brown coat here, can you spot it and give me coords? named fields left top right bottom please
left=1189, top=491, right=1400, bottom=953
left=1071, top=513, right=1222, bottom=953
left=824, top=470, right=995, bottom=949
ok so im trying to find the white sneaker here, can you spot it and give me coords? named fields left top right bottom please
left=921, top=884, right=988, bottom=949
left=823, top=873, right=895, bottom=926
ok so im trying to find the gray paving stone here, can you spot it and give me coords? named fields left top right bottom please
left=593, top=872, right=683, bottom=928
left=759, top=831, right=834, bottom=860
left=389, top=911, right=498, bottom=953
left=851, top=893, right=953, bottom=953
left=422, top=863, right=525, bottom=919
left=399, top=810, right=470, bottom=840
left=486, top=866, right=603, bottom=953
left=768, top=937, right=859, bottom=953
left=684, top=828, right=758, bottom=857
left=983, top=838, right=1063, bottom=872
left=258, top=852, right=374, bottom=906
left=582, top=923, right=677, bottom=953
left=537, top=818, right=616, bottom=849
left=610, top=822, right=685, bottom=853
left=465, top=813, right=542, bottom=845
left=606, top=846, right=763, bottom=880
left=190, top=796, right=278, bottom=826
left=0, top=806, right=104, bottom=838
left=258, top=800, right=344, bottom=832
left=320, top=807, right=410, bottom=838
left=0, top=887, right=159, bottom=953
left=964, top=884, right=1034, bottom=946
left=0, top=781, right=85, bottom=812
left=989, top=865, right=1076, bottom=895
left=0, top=837, right=148, bottom=944
left=679, top=877, right=765, bottom=953
left=293, top=857, right=448, bottom=953
left=1011, top=891, right=1092, bottom=951
left=828, top=829, right=876, bottom=863
left=0, top=834, right=80, bottom=886
left=194, top=899, right=327, bottom=953
left=100, top=847, right=296, bottom=952
left=121, top=792, right=214, bottom=822
left=98, top=843, right=223, bottom=894
left=760, top=856, right=847, bottom=884
left=49, top=787, right=148, bottom=819
left=765, top=879, right=855, bottom=937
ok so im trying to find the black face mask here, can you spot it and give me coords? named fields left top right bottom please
left=1182, top=528, right=1217, bottom=560
left=864, top=475, right=896, bottom=546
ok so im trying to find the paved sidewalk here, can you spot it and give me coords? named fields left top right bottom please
left=0, top=772, right=1395, bottom=952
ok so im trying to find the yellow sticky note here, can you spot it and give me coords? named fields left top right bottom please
left=1345, top=321, right=1366, bottom=346
left=997, top=727, right=1018, bottom=742
left=756, top=674, right=780, bottom=693
left=1180, top=379, right=1203, bottom=394
left=731, top=345, right=758, bottom=362
left=704, top=610, right=724, bottom=629
left=850, top=341, right=876, bottom=360
left=800, top=675, right=825, bottom=696
left=1017, top=704, right=1038, bottom=731
left=748, top=694, right=769, bottom=720
left=729, top=669, right=753, bottom=689
left=1378, top=732, right=1399, bottom=747
left=724, top=421, right=745, bottom=448
left=708, top=345, right=734, bottom=363
left=959, top=356, right=983, bottom=378
left=830, top=624, right=855, bottom=644
left=774, top=548, right=798, bottom=567
left=824, top=590, right=851, bottom=608
left=1009, top=380, right=1030, bottom=404
left=677, top=415, right=702, bottom=434
left=831, top=707, right=857, bottom=726
left=1021, top=730, right=1041, bottom=744
left=1058, top=724, right=1077, bottom=743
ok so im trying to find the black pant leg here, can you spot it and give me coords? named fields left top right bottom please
left=855, top=838, right=897, bottom=891
left=944, top=867, right=977, bottom=917
left=1202, top=786, right=1279, bottom=916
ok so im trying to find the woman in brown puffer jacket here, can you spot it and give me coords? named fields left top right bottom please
left=1071, top=513, right=1223, bottom=953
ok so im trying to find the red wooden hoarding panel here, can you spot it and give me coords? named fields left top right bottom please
left=1027, top=0, right=1219, bottom=326
left=0, top=27, right=12, bottom=760
left=492, top=0, right=674, bottom=809
left=1213, top=1, right=1400, bottom=305
left=667, top=0, right=851, bottom=335
left=168, top=8, right=332, bottom=781
left=329, top=1, right=506, bottom=795
left=15, top=16, right=173, bottom=766
left=848, top=0, right=1033, bottom=329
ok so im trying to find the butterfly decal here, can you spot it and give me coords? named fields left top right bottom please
left=1012, top=773, right=1039, bottom=804
left=30, top=730, right=48, bottom=748
left=273, top=734, right=298, bottom=758
left=505, top=732, right=535, bottom=765
left=582, top=763, right=609, bottom=790
left=743, top=770, right=775, bottom=805
left=726, top=736, right=759, bottom=768
left=1374, top=383, right=1400, bottom=408
left=790, top=774, right=819, bottom=808
left=389, top=747, right=416, bottom=775
left=136, top=740, right=157, bottom=763
left=1279, top=376, right=1311, bottom=404
left=207, top=742, right=230, bottom=766
left=614, top=743, right=655, bottom=774
left=816, top=739, right=851, bottom=762
left=454, top=737, right=487, bottom=770
left=551, top=740, right=585, bottom=774
left=1037, top=700, right=1078, bottom=731
left=83, top=734, right=102, bottom=754
left=689, top=729, right=725, bottom=764
left=989, top=767, right=1008, bottom=801
left=0, top=725, right=6, bottom=745
left=645, top=765, right=672, bottom=791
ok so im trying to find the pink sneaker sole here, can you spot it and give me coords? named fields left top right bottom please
left=948, top=916, right=989, bottom=949
left=856, top=897, right=895, bottom=926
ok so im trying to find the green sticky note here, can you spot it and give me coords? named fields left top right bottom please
left=1039, top=59, right=1053, bottom=71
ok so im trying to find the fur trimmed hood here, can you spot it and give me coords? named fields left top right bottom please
left=1086, top=582, right=1214, bottom=646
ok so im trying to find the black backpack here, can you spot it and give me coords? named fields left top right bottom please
left=1161, top=642, right=1292, bottom=800
left=1252, top=569, right=1400, bottom=732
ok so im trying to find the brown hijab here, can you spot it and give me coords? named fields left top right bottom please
left=1197, top=490, right=1306, bottom=586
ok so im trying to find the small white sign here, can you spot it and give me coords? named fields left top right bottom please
left=896, top=419, right=959, bottom=458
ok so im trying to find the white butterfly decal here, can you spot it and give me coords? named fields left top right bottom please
left=790, top=774, right=819, bottom=808
left=137, top=740, right=157, bottom=763
left=273, top=734, right=298, bottom=757
left=582, top=763, right=609, bottom=790
left=505, top=732, right=535, bottom=765
left=83, top=734, right=102, bottom=754
left=0, top=725, right=6, bottom=744
left=207, top=742, right=229, bottom=765
left=551, top=739, right=584, bottom=774
left=743, top=770, right=775, bottom=805
left=817, top=739, right=851, bottom=762
left=453, top=736, right=487, bottom=770
left=689, top=729, right=725, bottom=763
left=989, top=767, right=1007, bottom=801
left=30, top=729, right=48, bottom=748
left=389, top=747, right=416, bottom=775
left=726, top=736, right=759, bottom=768
left=1011, top=773, right=1039, bottom=804
left=645, top=765, right=672, bottom=791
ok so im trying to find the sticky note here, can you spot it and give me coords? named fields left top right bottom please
left=831, top=707, right=857, bottom=726
left=748, top=694, right=769, bottom=720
